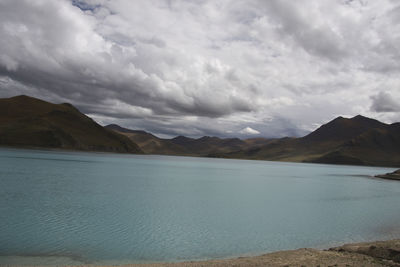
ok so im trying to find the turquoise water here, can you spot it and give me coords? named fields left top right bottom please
left=0, top=148, right=399, bottom=266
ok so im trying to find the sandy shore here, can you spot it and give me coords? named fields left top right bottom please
left=7, top=239, right=400, bottom=267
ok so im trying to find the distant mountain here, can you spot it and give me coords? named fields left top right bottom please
left=215, top=115, right=400, bottom=167
left=105, top=124, right=189, bottom=155
left=0, top=95, right=143, bottom=153
left=106, top=124, right=269, bottom=156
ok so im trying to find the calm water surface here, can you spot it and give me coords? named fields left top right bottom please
left=0, top=148, right=399, bottom=265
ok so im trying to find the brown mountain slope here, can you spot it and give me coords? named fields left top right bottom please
left=312, top=122, right=400, bottom=166
left=105, top=124, right=190, bottom=155
left=215, top=115, right=399, bottom=167
left=0, top=95, right=143, bottom=153
left=302, top=115, right=387, bottom=143
left=170, top=135, right=248, bottom=155
left=244, top=137, right=276, bottom=147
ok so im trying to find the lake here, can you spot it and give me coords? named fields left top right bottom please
left=0, top=148, right=399, bottom=266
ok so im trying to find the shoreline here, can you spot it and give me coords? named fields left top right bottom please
left=4, top=239, right=400, bottom=267
left=92, top=239, right=400, bottom=266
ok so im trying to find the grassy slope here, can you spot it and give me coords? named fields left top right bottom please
left=0, top=95, right=143, bottom=153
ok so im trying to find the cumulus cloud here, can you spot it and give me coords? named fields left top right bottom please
left=0, top=0, right=400, bottom=138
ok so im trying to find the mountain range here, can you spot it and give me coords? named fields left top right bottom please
left=105, top=124, right=272, bottom=156
left=1, top=95, right=399, bottom=167
left=107, top=115, right=400, bottom=167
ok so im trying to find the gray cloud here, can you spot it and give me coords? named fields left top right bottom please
left=0, top=0, right=400, bottom=138
left=261, top=0, right=347, bottom=61
left=370, top=91, right=400, bottom=112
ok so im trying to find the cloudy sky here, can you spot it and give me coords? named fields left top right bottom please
left=1, top=0, right=400, bottom=138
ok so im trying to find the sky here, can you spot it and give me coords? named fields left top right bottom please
left=0, top=0, right=400, bottom=138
